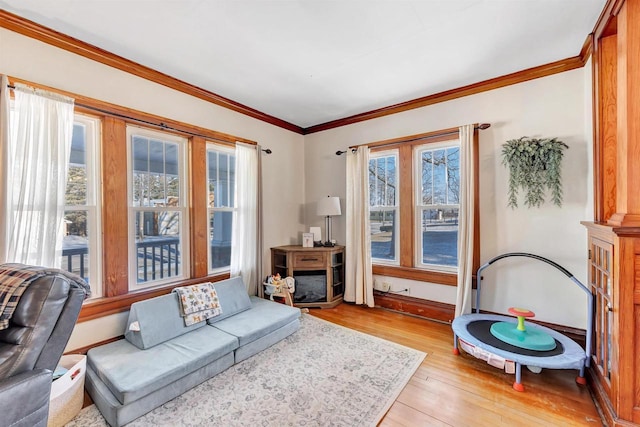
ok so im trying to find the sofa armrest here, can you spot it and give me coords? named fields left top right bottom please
left=0, top=369, right=52, bottom=427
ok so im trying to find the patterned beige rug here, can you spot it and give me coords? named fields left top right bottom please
left=68, top=314, right=426, bottom=426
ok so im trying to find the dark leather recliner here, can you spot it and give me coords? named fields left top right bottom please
left=0, top=264, right=90, bottom=427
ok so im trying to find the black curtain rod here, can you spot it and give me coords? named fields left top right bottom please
left=335, top=123, right=491, bottom=155
left=6, top=84, right=272, bottom=154
left=335, top=148, right=358, bottom=155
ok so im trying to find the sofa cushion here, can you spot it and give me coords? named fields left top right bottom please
left=88, top=326, right=238, bottom=405
left=207, top=277, right=252, bottom=324
left=210, top=296, right=300, bottom=346
left=125, top=293, right=206, bottom=350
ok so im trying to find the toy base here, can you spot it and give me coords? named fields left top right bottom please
left=576, top=376, right=587, bottom=386
left=490, top=321, right=556, bottom=351
left=513, top=382, right=525, bottom=392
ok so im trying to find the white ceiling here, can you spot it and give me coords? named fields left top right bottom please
left=0, top=0, right=606, bottom=129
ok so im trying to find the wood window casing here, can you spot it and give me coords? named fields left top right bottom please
left=368, top=128, right=480, bottom=286
left=85, top=115, right=248, bottom=321
left=5, top=77, right=256, bottom=322
left=190, top=136, right=209, bottom=278
left=86, top=120, right=244, bottom=320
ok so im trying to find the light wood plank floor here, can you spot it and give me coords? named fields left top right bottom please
left=308, top=303, right=603, bottom=427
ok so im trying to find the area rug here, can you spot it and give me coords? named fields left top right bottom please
left=67, top=314, right=426, bottom=426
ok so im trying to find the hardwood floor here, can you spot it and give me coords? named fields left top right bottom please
left=308, top=303, right=603, bottom=427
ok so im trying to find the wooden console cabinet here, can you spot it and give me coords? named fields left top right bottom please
left=270, top=245, right=344, bottom=309
left=582, top=222, right=640, bottom=426
left=586, top=1, right=640, bottom=425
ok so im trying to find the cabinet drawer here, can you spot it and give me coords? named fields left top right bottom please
left=292, top=252, right=326, bottom=268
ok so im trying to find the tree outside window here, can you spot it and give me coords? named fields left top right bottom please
left=369, top=152, right=399, bottom=264
left=128, top=128, right=188, bottom=287
left=417, top=144, right=460, bottom=268
left=62, top=116, right=101, bottom=297
left=207, top=144, right=236, bottom=272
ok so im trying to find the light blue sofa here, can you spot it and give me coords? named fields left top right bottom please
left=85, top=277, right=301, bottom=427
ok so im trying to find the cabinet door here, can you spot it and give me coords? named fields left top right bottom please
left=588, top=236, right=613, bottom=396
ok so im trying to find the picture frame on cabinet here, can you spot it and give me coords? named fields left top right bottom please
left=302, top=233, right=314, bottom=248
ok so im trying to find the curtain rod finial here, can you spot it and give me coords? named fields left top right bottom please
left=478, top=123, right=490, bottom=130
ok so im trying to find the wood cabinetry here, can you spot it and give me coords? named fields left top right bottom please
left=583, top=224, right=614, bottom=411
left=270, top=245, right=344, bottom=309
left=586, top=1, right=640, bottom=425
left=586, top=228, right=613, bottom=394
left=582, top=222, right=640, bottom=426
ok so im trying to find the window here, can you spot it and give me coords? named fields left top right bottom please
left=3, top=76, right=262, bottom=322
left=369, top=151, right=399, bottom=264
left=367, top=128, right=477, bottom=285
left=207, top=144, right=236, bottom=272
left=415, top=141, right=460, bottom=270
left=127, top=126, right=189, bottom=289
left=62, top=114, right=102, bottom=297
left=4, top=79, right=271, bottom=321
left=9, top=101, right=102, bottom=297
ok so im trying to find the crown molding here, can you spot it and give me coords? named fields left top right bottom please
left=0, top=9, right=304, bottom=134
left=0, top=8, right=596, bottom=137
left=580, top=33, right=594, bottom=64
left=304, top=55, right=585, bottom=134
left=9, top=76, right=258, bottom=146
left=592, top=0, right=624, bottom=40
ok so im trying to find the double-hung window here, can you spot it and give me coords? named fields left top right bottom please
left=3, top=77, right=269, bottom=321
left=415, top=141, right=460, bottom=271
left=128, top=126, right=189, bottom=288
left=369, top=150, right=399, bottom=264
left=206, top=143, right=236, bottom=273
left=62, top=114, right=102, bottom=297
left=367, top=128, right=477, bottom=285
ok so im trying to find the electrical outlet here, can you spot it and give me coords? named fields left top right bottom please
left=374, top=281, right=391, bottom=292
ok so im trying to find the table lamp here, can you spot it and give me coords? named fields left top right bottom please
left=317, top=196, right=341, bottom=247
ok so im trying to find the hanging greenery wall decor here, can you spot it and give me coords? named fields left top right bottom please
left=501, top=136, right=568, bottom=208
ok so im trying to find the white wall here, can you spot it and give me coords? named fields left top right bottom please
left=0, top=28, right=307, bottom=350
left=304, top=68, right=593, bottom=329
left=0, top=27, right=594, bottom=348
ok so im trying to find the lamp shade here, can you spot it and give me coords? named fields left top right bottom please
left=317, top=196, right=341, bottom=216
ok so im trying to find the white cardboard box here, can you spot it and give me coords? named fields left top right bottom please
left=48, top=354, right=86, bottom=427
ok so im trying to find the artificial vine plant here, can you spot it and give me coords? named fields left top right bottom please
left=501, top=136, right=568, bottom=208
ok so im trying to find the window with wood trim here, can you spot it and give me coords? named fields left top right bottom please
left=6, top=77, right=258, bottom=321
left=8, top=104, right=103, bottom=296
left=127, top=126, right=189, bottom=289
left=207, top=143, right=236, bottom=273
left=369, top=128, right=478, bottom=286
left=415, top=140, right=460, bottom=271
left=63, top=114, right=102, bottom=298
left=369, top=150, right=399, bottom=264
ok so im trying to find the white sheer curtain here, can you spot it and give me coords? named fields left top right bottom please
left=3, top=84, right=75, bottom=267
left=0, top=75, right=10, bottom=263
left=455, top=124, right=476, bottom=317
left=345, top=147, right=374, bottom=307
left=230, top=142, right=262, bottom=295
